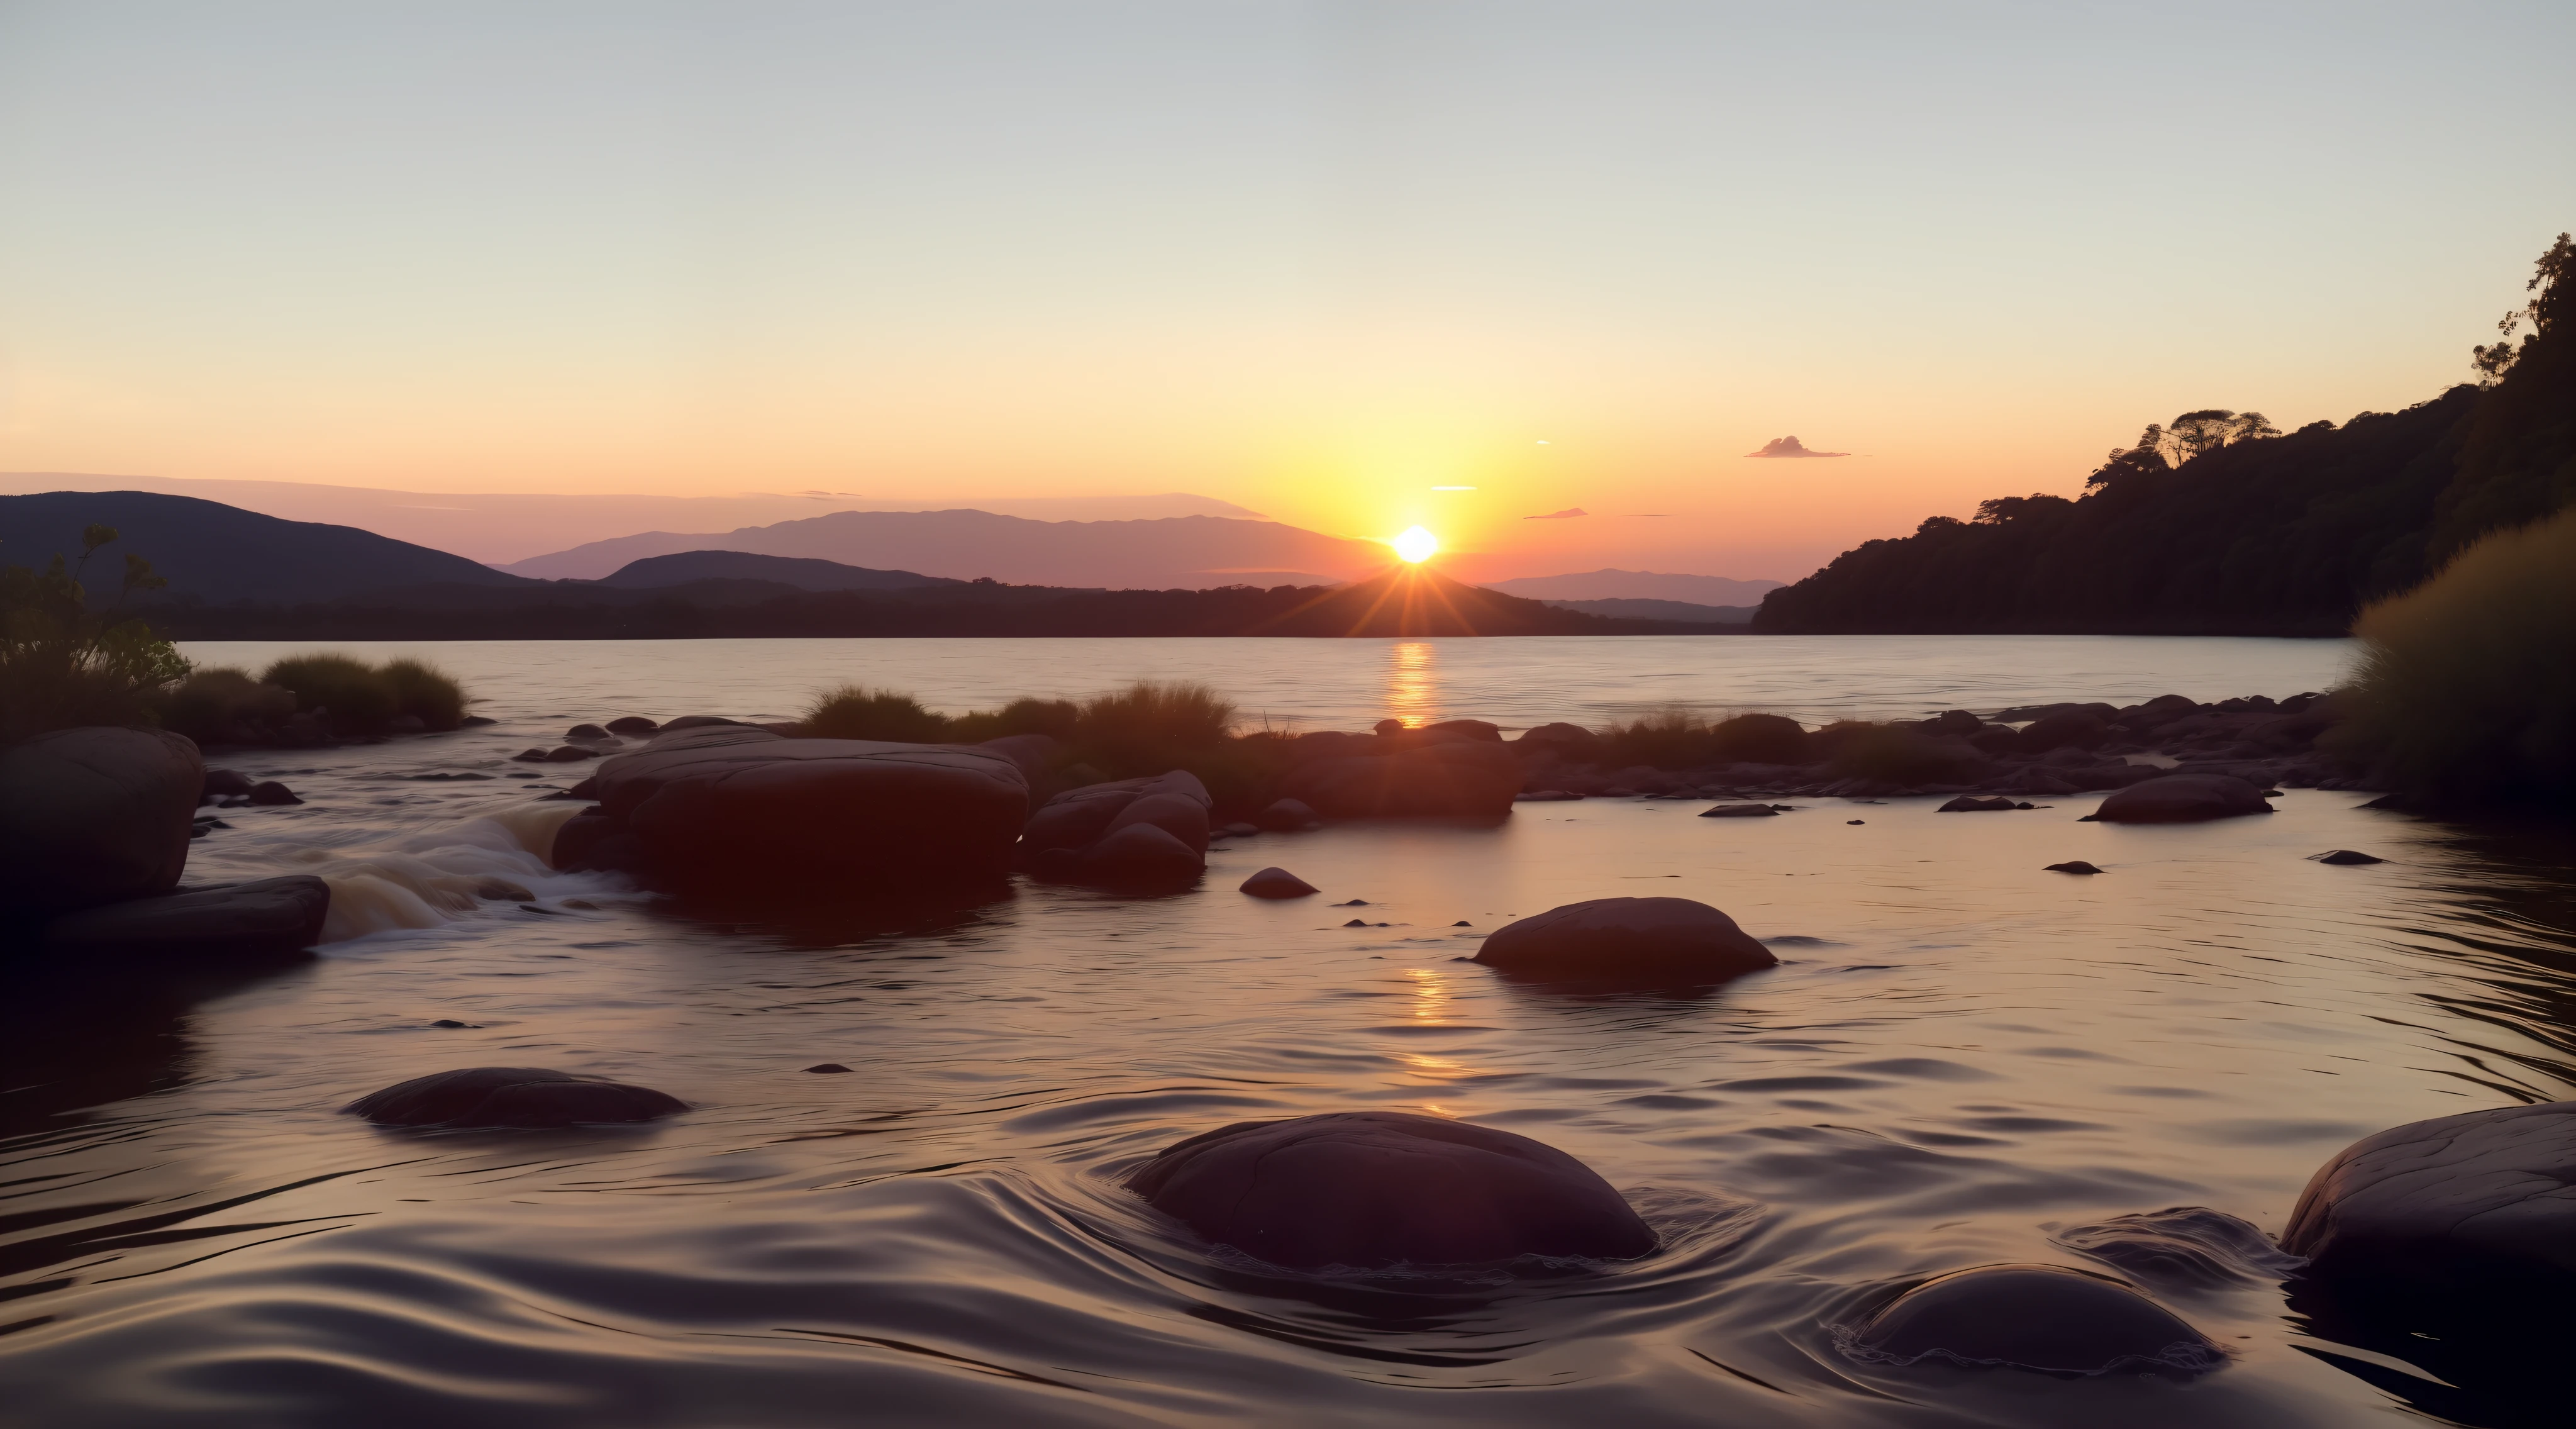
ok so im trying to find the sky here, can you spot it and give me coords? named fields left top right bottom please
left=3, top=1, right=2572, bottom=581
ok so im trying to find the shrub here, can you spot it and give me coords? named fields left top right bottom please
left=1597, top=708, right=1811, bottom=769
left=804, top=685, right=950, bottom=742
left=1818, top=722, right=1989, bottom=784
left=159, top=667, right=296, bottom=743
left=262, top=653, right=399, bottom=733
left=2334, top=506, right=2576, bottom=804
left=381, top=659, right=467, bottom=730
left=0, top=525, right=188, bottom=743
left=945, top=696, right=1080, bottom=744
left=1073, top=680, right=1237, bottom=776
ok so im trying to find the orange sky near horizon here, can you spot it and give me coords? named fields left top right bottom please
left=4, top=3, right=2570, bottom=581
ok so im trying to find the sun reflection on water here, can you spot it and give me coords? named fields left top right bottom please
left=1385, top=642, right=1438, bottom=726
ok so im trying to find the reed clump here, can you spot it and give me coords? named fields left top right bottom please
left=1597, top=708, right=1811, bottom=768
left=158, top=667, right=297, bottom=743
left=803, top=686, right=950, bottom=743
left=2333, top=506, right=2576, bottom=805
left=257, top=653, right=470, bottom=735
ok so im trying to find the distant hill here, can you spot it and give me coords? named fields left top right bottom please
left=1758, top=234, right=2576, bottom=635
left=0, top=491, right=531, bottom=604
left=597, top=550, right=963, bottom=591
left=0, top=472, right=1262, bottom=565
left=1538, top=596, right=1754, bottom=623
left=1481, top=569, right=1785, bottom=604
left=499, top=508, right=1380, bottom=587
left=138, top=564, right=1752, bottom=640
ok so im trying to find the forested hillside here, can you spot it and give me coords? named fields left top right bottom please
left=1758, top=235, right=2575, bottom=634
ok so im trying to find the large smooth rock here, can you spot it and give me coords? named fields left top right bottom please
left=1254, top=797, right=1320, bottom=830
left=1282, top=740, right=1522, bottom=818
left=2281, top=1101, right=2576, bottom=1301
left=42, top=876, right=329, bottom=962
left=1474, top=897, right=1776, bottom=982
left=565, top=725, right=1028, bottom=891
left=1126, top=1111, right=1654, bottom=1269
left=1074, top=821, right=1204, bottom=886
left=1847, top=1264, right=2221, bottom=1375
left=2089, top=774, right=2272, bottom=823
left=0, top=726, right=203, bottom=918
left=345, top=1066, right=687, bottom=1128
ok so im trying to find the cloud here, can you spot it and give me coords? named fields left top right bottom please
left=1523, top=507, right=1587, bottom=520
left=1744, top=436, right=1848, bottom=458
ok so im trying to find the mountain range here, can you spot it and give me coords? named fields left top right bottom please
left=496, top=508, right=1390, bottom=587
left=0, top=471, right=1260, bottom=565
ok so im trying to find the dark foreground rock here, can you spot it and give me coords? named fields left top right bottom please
left=1125, top=1111, right=1654, bottom=1269
left=42, top=876, right=329, bottom=962
left=2089, top=774, right=2273, bottom=823
left=1282, top=739, right=1521, bottom=819
left=1846, top=1264, right=2223, bottom=1376
left=1698, top=803, right=1777, bottom=818
left=1474, top=897, right=1776, bottom=983
left=0, top=726, right=204, bottom=918
left=346, top=1066, right=687, bottom=1128
left=2282, top=1101, right=2576, bottom=1307
left=552, top=723, right=1028, bottom=892
left=1019, top=770, right=1212, bottom=886
left=1240, top=867, right=1319, bottom=898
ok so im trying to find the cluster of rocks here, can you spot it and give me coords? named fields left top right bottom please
left=1512, top=692, right=2363, bottom=803
left=0, top=726, right=328, bottom=963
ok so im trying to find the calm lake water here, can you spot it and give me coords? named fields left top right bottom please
left=9, top=635, right=2572, bottom=1428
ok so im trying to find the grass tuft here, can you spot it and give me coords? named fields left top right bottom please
left=803, top=686, right=949, bottom=743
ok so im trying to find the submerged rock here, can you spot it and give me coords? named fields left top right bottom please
left=1254, top=797, right=1321, bottom=830
left=1697, top=803, right=1778, bottom=818
left=2045, top=861, right=2104, bottom=875
left=345, top=1066, right=687, bottom=1128
left=247, top=779, right=303, bottom=805
left=1474, top=897, right=1775, bottom=983
left=604, top=716, right=660, bottom=735
left=1239, top=867, right=1319, bottom=898
left=2311, top=849, right=2386, bottom=865
left=1124, top=1110, right=1655, bottom=1269
left=2282, top=1101, right=2576, bottom=1307
left=1938, top=794, right=2021, bottom=813
left=40, top=876, right=330, bottom=962
left=1076, top=821, right=1204, bottom=887
left=1846, top=1264, right=2223, bottom=1375
left=0, top=726, right=203, bottom=918
left=2053, top=1207, right=2304, bottom=1291
left=2089, top=774, right=2272, bottom=823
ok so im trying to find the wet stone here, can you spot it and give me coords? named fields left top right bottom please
left=345, top=1067, right=687, bottom=1128
left=1845, top=1264, right=2223, bottom=1376
left=2045, top=861, right=2104, bottom=875
left=2312, top=849, right=2385, bottom=865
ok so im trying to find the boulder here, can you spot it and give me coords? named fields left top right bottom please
left=1514, top=722, right=1602, bottom=756
left=2312, top=849, right=2385, bottom=865
left=1020, top=770, right=1211, bottom=884
left=202, top=768, right=257, bottom=799
left=247, top=780, right=302, bottom=805
left=658, top=714, right=751, bottom=733
left=1282, top=740, right=1521, bottom=819
left=2045, top=861, right=2104, bottom=875
left=1846, top=1264, right=2221, bottom=1375
left=1698, top=802, right=1777, bottom=818
left=40, top=876, right=330, bottom=962
left=2281, top=1101, right=2576, bottom=1306
left=543, top=746, right=598, bottom=763
left=0, top=726, right=203, bottom=918
left=1474, top=897, right=1776, bottom=982
left=345, top=1066, right=687, bottom=1128
left=2089, top=774, right=2273, bottom=823
left=1075, top=821, right=1204, bottom=887
left=604, top=716, right=660, bottom=735
left=1239, top=867, right=1319, bottom=898
left=1254, top=797, right=1321, bottom=831
left=975, top=733, right=1060, bottom=785
left=558, top=725, right=1029, bottom=891
left=1125, top=1110, right=1655, bottom=1269
left=565, top=723, right=616, bottom=743
left=2016, top=711, right=2109, bottom=754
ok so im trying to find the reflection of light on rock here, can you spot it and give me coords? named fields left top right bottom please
left=1386, top=641, right=1437, bottom=728
left=1394, top=526, right=1438, bottom=562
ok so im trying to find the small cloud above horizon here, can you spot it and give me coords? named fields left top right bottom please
left=1523, top=507, right=1587, bottom=520
left=1745, top=436, right=1850, bottom=459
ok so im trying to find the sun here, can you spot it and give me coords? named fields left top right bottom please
left=1394, top=526, right=1439, bottom=564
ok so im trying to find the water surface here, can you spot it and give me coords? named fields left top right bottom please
left=8, top=635, right=2570, bottom=1428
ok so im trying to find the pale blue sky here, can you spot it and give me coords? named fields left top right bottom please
left=3, top=1, right=2569, bottom=575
